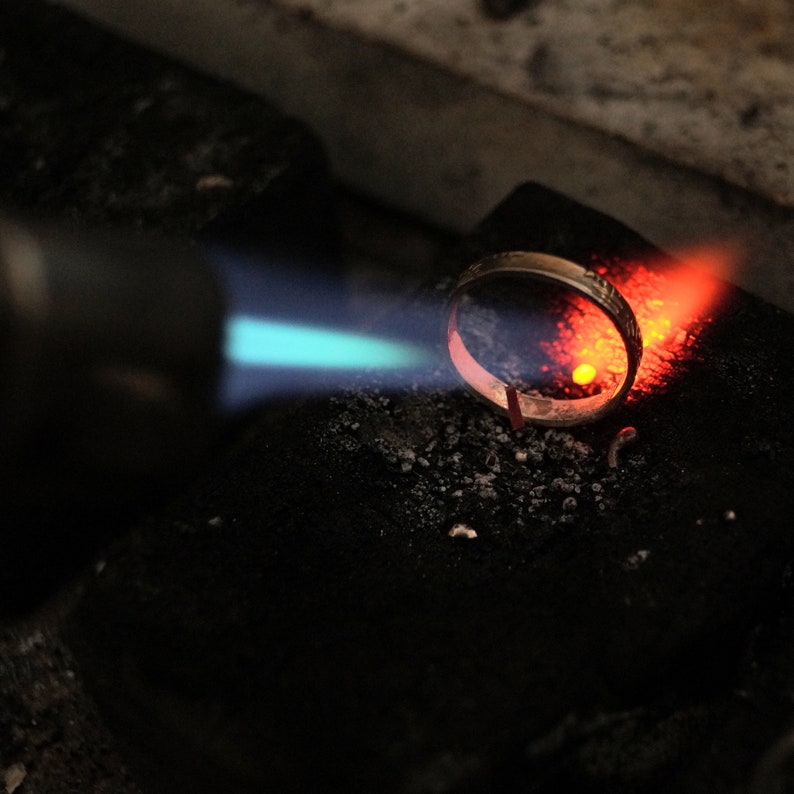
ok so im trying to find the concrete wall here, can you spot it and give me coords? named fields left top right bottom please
left=57, top=0, right=794, bottom=311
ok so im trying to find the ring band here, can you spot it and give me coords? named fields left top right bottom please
left=445, top=251, right=643, bottom=427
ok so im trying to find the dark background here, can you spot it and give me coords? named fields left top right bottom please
left=2, top=3, right=794, bottom=793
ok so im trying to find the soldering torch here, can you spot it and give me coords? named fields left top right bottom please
left=0, top=214, right=431, bottom=498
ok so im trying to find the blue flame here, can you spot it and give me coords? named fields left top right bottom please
left=207, top=245, right=439, bottom=412
left=225, top=314, right=431, bottom=370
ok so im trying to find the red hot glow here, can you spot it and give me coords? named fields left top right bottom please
left=541, top=246, right=734, bottom=398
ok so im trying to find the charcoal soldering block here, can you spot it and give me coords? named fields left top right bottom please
left=67, top=183, right=794, bottom=793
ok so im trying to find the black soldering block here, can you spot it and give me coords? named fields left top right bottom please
left=66, top=182, right=794, bottom=794
left=0, top=0, right=340, bottom=611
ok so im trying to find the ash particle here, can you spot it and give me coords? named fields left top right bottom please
left=562, top=496, right=578, bottom=512
left=448, top=523, right=478, bottom=539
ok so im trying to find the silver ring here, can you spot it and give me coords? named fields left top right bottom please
left=446, top=251, right=643, bottom=427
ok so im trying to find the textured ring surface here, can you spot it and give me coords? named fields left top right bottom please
left=446, top=251, right=643, bottom=426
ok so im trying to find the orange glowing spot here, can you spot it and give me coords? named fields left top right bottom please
left=539, top=242, right=739, bottom=398
left=614, top=248, right=733, bottom=393
left=572, top=363, right=597, bottom=385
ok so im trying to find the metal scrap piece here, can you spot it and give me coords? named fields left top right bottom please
left=607, top=426, right=638, bottom=468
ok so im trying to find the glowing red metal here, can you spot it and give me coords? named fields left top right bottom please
left=539, top=245, right=735, bottom=398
